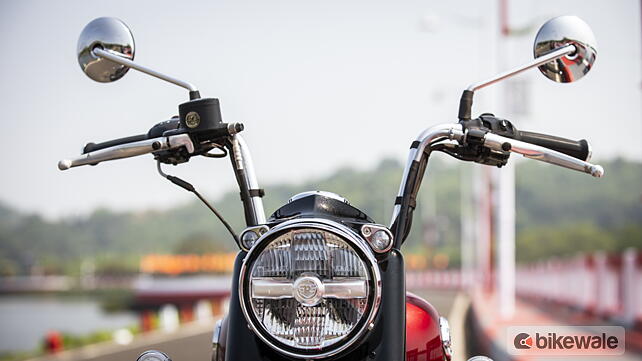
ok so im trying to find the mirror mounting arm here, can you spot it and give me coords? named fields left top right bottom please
left=457, top=44, right=576, bottom=121
left=93, top=48, right=201, bottom=100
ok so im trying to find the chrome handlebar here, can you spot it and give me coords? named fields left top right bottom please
left=390, top=122, right=603, bottom=230
left=392, top=120, right=604, bottom=212
left=390, top=123, right=465, bottom=226
left=482, top=132, right=604, bottom=177
left=58, top=132, right=267, bottom=227
left=58, top=133, right=195, bottom=170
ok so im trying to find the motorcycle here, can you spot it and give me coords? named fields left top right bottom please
left=60, top=15, right=602, bottom=361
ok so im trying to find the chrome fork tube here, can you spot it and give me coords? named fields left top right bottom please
left=230, top=135, right=267, bottom=226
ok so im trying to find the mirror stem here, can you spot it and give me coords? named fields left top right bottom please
left=458, top=44, right=575, bottom=120
left=92, top=48, right=201, bottom=100
left=466, top=44, right=575, bottom=92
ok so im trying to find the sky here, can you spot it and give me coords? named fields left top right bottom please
left=0, top=0, right=640, bottom=218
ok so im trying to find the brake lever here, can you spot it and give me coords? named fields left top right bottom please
left=482, top=133, right=604, bottom=177
left=58, top=134, right=194, bottom=170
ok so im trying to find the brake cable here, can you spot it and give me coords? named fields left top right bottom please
left=156, top=161, right=241, bottom=246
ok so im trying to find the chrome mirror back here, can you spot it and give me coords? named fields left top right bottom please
left=76, top=17, right=200, bottom=99
left=458, top=15, right=597, bottom=121
left=77, top=17, right=135, bottom=83
left=534, top=15, right=598, bottom=83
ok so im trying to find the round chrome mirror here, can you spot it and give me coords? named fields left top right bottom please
left=77, top=17, right=135, bottom=83
left=534, top=16, right=597, bottom=83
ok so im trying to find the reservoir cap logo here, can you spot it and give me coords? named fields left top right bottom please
left=185, top=111, right=200, bottom=128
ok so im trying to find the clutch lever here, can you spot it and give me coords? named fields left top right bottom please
left=58, top=134, right=194, bottom=170
left=482, top=132, right=604, bottom=177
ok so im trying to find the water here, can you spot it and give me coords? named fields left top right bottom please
left=0, top=295, right=137, bottom=352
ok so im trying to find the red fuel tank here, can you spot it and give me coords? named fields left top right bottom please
left=405, top=292, right=448, bottom=361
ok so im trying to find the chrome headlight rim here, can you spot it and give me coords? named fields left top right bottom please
left=238, top=218, right=382, bottom=360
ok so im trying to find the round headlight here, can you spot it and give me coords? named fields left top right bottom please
left=239, top=219, right=381, bottom=359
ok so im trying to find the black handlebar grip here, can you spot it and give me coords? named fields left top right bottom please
left=515, top=130, right=591, bottom=161
left=83, top=134, right=149, bottom=154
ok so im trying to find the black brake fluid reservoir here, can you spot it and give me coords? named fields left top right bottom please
left=178, top=98, right=222, bottom=132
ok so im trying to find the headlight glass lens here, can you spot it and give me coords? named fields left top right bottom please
left=247, top=229, right=371, bottom=350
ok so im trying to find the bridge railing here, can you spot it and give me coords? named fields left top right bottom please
left=405, top=248, right=642, bottom=327
left=516, top=248, right=641, bottom=326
